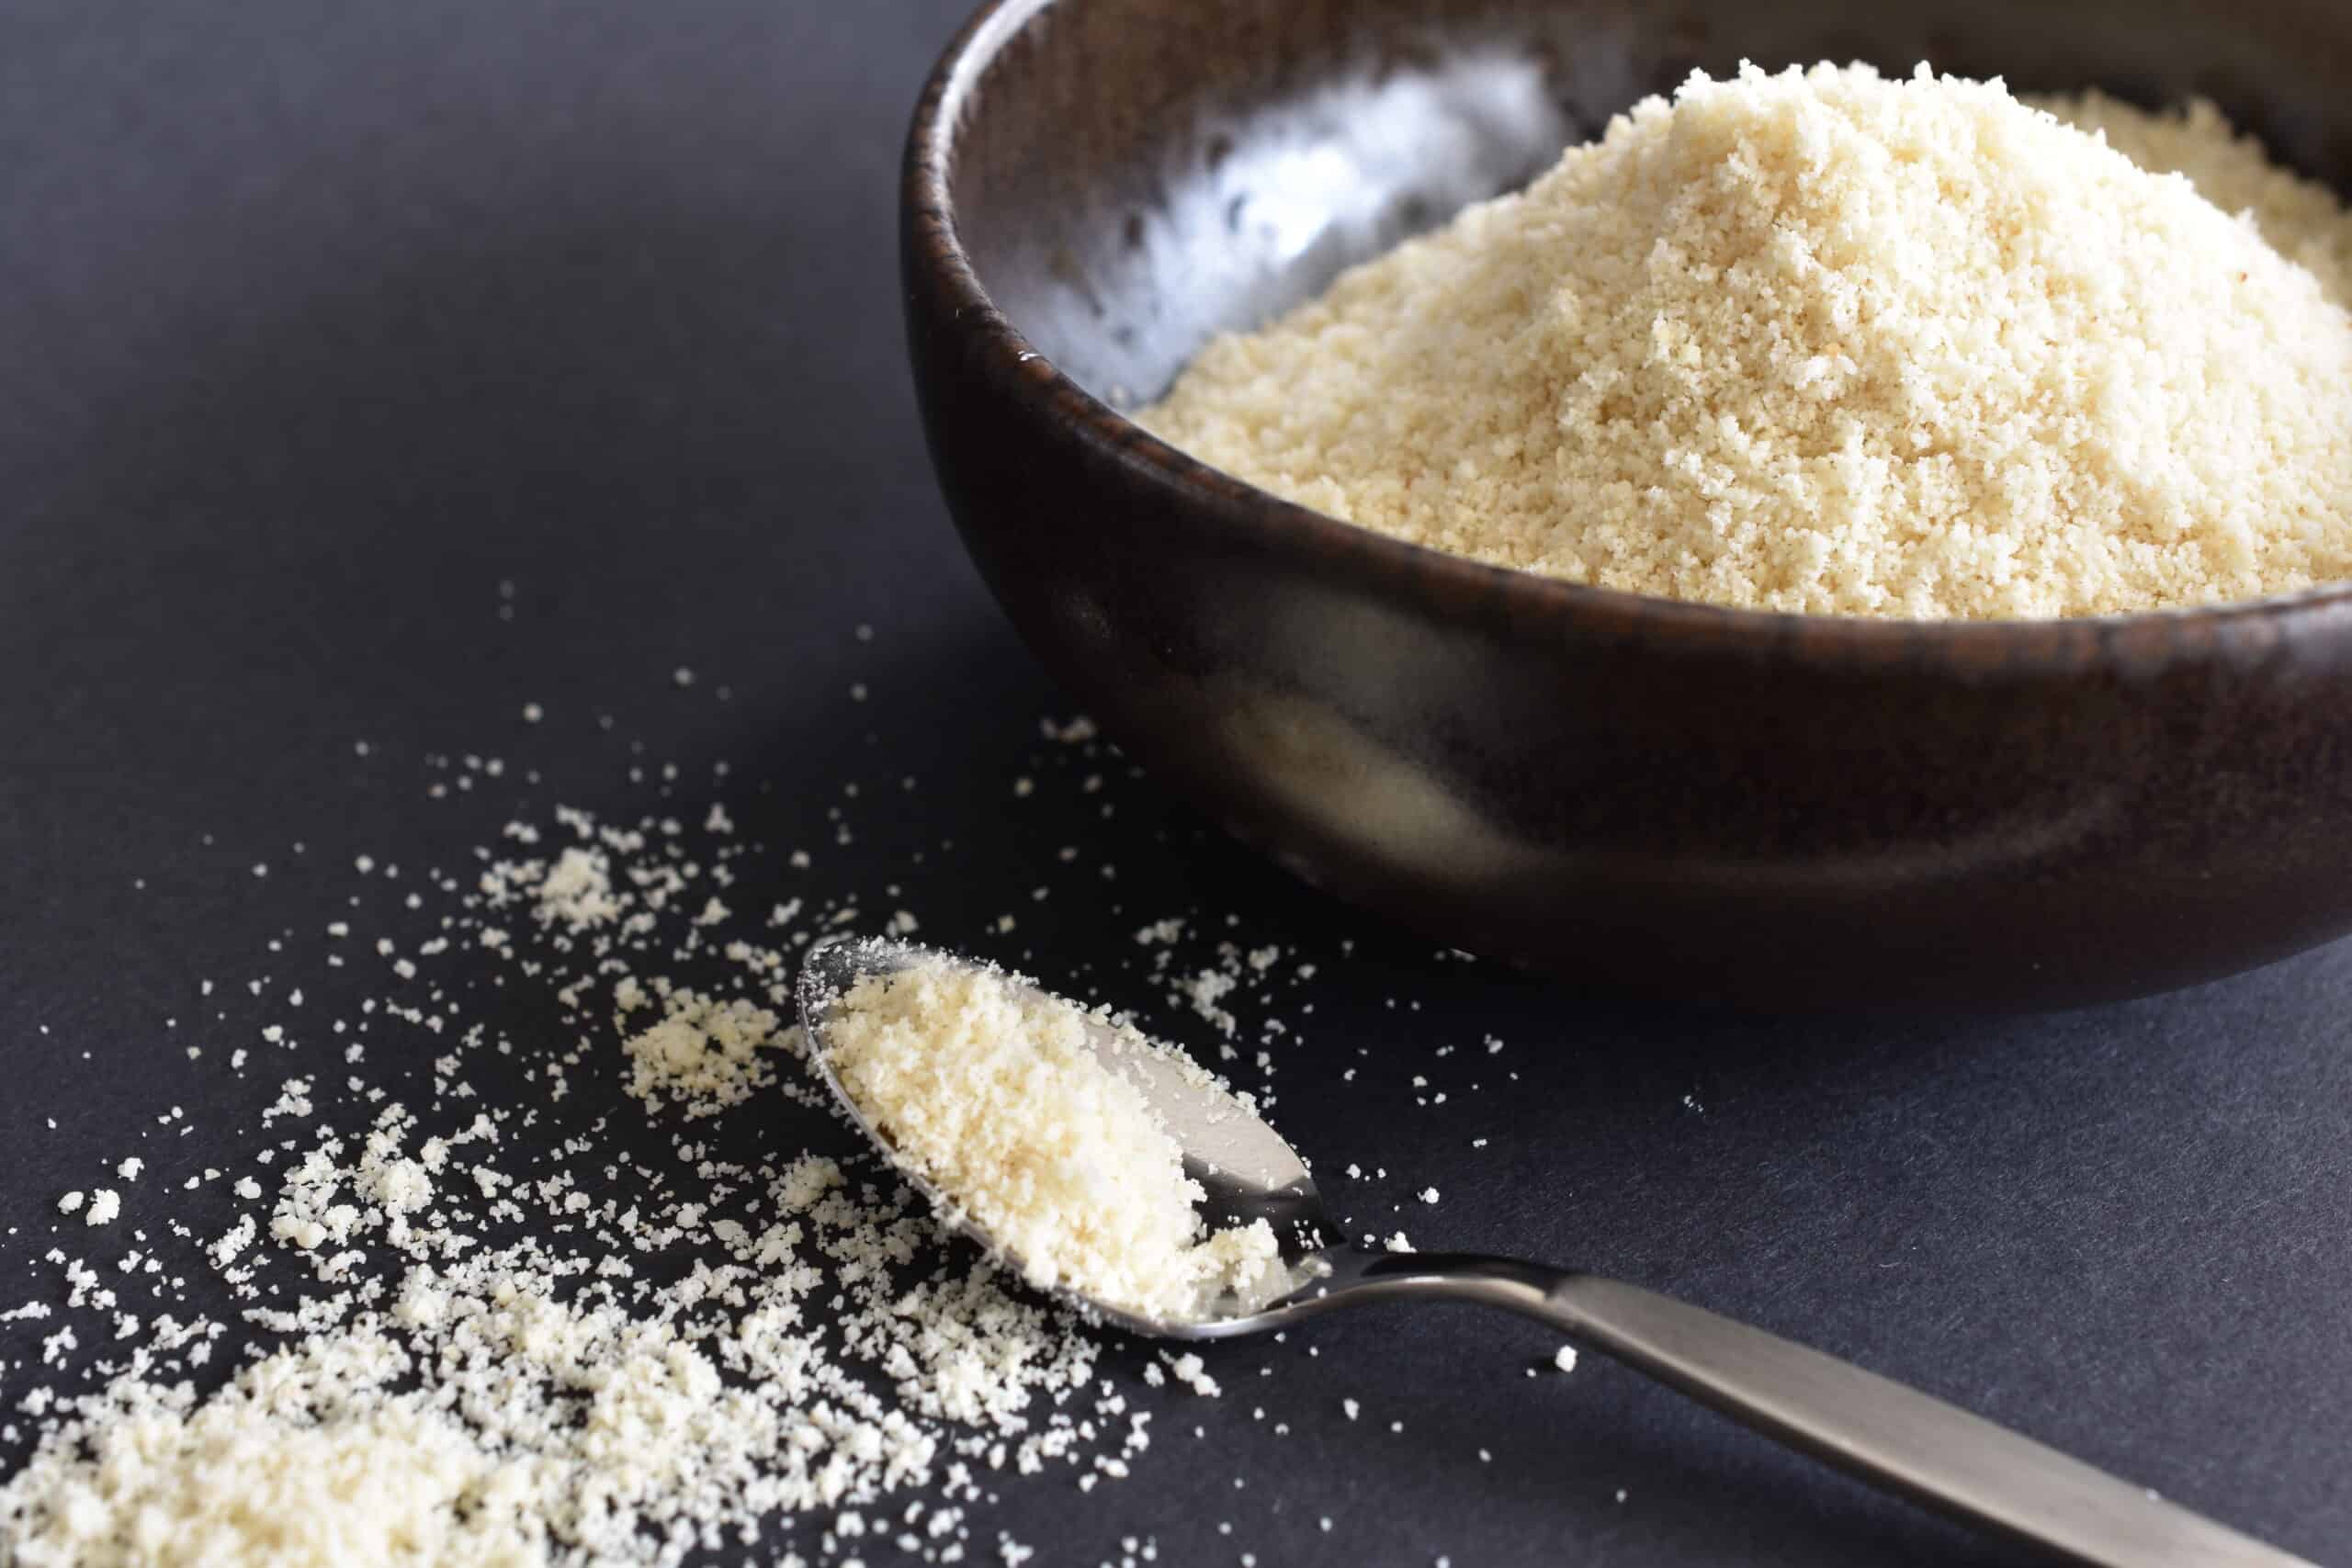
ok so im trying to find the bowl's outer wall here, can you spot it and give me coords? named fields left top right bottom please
left=906, top=0, right=2352, bottom=1010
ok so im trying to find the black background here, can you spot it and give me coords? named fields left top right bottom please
left=2, top=3, right=2346, bottom=1563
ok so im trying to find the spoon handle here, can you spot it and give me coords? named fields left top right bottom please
left=1419, top=1258, right=2310, bottom=1566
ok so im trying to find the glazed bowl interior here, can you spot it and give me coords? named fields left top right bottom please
left=955, top=0, right=2352, bottom=423
left=910, top=0, right=2352, bottom=1010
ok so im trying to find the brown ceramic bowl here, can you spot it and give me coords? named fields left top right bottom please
left=901, top=0, right=2352, bottom=1010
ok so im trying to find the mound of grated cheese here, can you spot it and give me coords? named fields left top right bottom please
left=1142, top=62, right=2352, bottom=620
left=2039, top=92, right=2352, bottom=310
left=821, top=959, right=1284, bottom=1324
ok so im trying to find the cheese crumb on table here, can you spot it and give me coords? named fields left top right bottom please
left=1, top=692, right=1464, bottom=1566
left=2, top=1354, right=544, bottom=1568
left=1159, top=1351, right=1223, bottom=1398
left=620, top=987, right=795, bottom=1119
left=1144, top=63, right=2352, bottom=620
left=821, top=957, right=1285, bottom=1323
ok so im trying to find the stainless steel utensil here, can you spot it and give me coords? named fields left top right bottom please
left=797, top=934, right=2310, bottom=1568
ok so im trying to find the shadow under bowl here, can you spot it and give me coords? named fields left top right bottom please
left=901, top=0, right=2352, bottom=1011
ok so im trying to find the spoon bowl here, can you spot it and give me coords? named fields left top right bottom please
left=796, top=931, right=1333, bottom=1335
left=796, top=935, right=2309, bottom=1563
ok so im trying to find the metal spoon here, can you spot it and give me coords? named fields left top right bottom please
left=796, top=935, right=2309, bottom=1568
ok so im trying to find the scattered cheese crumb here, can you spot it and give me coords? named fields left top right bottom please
left=620, top=989, right=790, bottom=1119
left=1159, top=1352, right=1223, bottom=1399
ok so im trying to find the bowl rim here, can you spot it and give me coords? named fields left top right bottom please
left=904, top=0, right=2352, bottom=663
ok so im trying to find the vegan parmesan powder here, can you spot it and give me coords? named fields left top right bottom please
left=1142, top=63, right=2352, bottom=619
left=0, top=673, right=1523, bottom=1566
left=821, top=957, right=1286, bottom=1324
left=0, top=721, right=1321, bottom=1568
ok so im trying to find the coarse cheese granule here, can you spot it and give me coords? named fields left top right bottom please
left=1142, top=62, right=2352, bottom=620
left=822, top=959, right=1283, bottom=1323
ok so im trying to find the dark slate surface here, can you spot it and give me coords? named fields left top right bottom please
left=0, top=3, right=2344, bottom=1563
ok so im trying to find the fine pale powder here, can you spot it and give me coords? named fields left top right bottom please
left=1142, top=63, right=2352, bottom=620
left=822, top=959, right=1285, bottom=1324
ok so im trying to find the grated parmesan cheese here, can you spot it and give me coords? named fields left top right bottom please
left=619, top=986, right=797, bottom=1119
left=821, top=959, right=1285, bottom=1323
left=1144, top=63, right=2352, bottom=619
left=1, top=679, right=1453, bottom=1567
